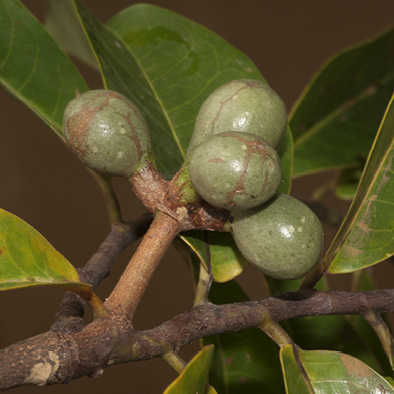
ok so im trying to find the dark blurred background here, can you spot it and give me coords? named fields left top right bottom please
left=1, top=1, right=394, bottom=393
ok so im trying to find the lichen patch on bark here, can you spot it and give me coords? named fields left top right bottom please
left=23, top=351, right=60, bottom=387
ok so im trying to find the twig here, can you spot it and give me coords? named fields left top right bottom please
left=88, top=170, right=123, bottom=225
left=260, top=309, right=293, bottom=347
left=363, top=310, right=394, bottom=368
left=2, top=289, right=393, bottom=390
left=162, top=352, right=187, bottom=373
left=193, top=248, right=213, bottom=306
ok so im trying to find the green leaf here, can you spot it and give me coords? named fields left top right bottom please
left=203, top=281, right=284, bottom=393
left=75, top=1, right=293, bottom=183
left=290, top=25, right=394, bottom=177
left=280, top=345, right=394, bottom=394
left=0, top=0, right=88, bottom=138
left=0, top=208, right=90, bottom=292
left=163, top=345, right=215, bottom=394
left=327, top=92, right=394, bottom=273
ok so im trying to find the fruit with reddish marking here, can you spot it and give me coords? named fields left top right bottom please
left=231, top=193, right=323, bottom=280
left=63, top=89, right=150, bottom=177
left=188, top=79, right=287, bottom=152
left=188, top=131, right=282, bottom=211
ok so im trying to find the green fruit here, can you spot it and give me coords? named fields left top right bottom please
left=63, top=89, right=151, bottom=178
left=189, top=132, right=282, bottom=211
left=231, top=194, right=323, bottom=280
left=188, top=79, right=287, bottom=152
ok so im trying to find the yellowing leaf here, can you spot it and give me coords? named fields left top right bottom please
left=0, top=208, right=90, bottom=292
left=164, top=345, right=215, bottom=394
left=181, top=232, right=248, bottom=283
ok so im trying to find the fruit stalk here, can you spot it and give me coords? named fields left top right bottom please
left=105, top=211, right=181, bottom=319
left=88, top=170, right=122, bottom=225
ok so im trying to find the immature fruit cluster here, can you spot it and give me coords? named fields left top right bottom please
left=63, top=89, right=151, bottom=178
left=62, top=83, right=323, bottom=281
left=188, top=79, right=323, bottom=280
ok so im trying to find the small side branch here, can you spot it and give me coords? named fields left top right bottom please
left=51, top=213, right=153, bottom=332
left=193, top=259, right=213, bottom=306
left=363, top=310, right=394, bottom=369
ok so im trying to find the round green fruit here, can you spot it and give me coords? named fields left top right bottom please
left=231, top=193, right=323, bottom=280
left=188, top=79, right=287, bottom=152
left=63, top=89, right=151, bottom=178
left=189, top=132, right=282, bottom=211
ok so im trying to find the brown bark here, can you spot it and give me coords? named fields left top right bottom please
left=105, top=212, right=181, bottom=318
left=1, top=289, right=394, bottom=390
left=50, top=213, right=153, bottom=333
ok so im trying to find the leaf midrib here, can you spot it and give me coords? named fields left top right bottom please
left=293, top=72, right=394, bottom=149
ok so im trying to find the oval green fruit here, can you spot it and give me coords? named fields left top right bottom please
left=189, top=132, right=282, bottom=211
left=231, top=194, right=323, bottom=280
left=63, top=89, right=151, bottom=178
left=188, top=79, right=287, bottom=152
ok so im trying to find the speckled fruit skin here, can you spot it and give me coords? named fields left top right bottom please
left=231, top=193, right=323, bottom=280
left=188, top=79, right=287, bottom=152
left=189, top=132, right=282, bottom=211
left=63, top=89, right=151, bottom=178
